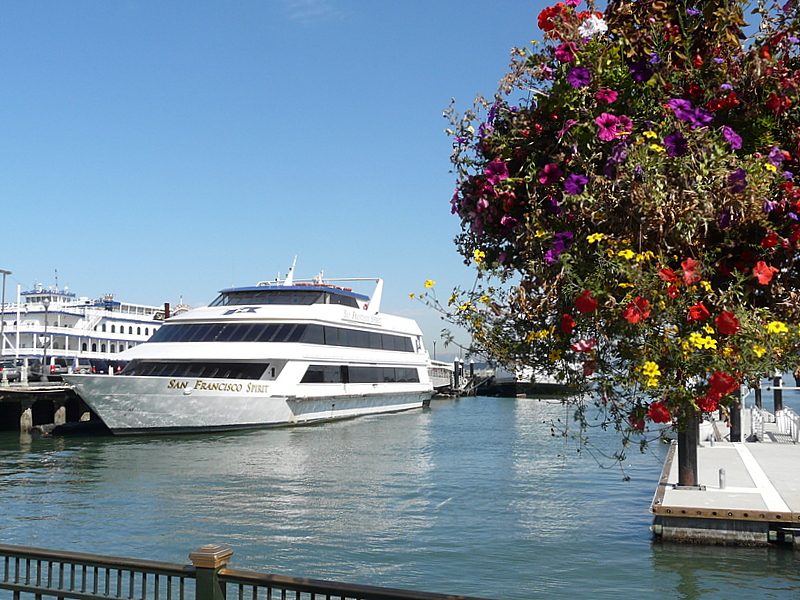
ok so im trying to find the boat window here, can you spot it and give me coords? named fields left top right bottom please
left=120, top=360, right=269, bottom=380
left=300, top=365, right=343, bottom=383
left=301, top=365, right=420, bottom=384
left=148, top=322, right=415, bottom=352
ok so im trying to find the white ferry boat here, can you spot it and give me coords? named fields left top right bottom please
left=63, top=269, right=433, bottom=434
left=0, top=283, right=166, bottom=374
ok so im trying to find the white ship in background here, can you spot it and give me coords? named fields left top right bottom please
left=0, top=282, right=168, bottom=372
left=64, top=265, right=433, bottom=434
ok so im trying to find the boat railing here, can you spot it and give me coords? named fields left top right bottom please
left=0, top=543, right=497, bottom=600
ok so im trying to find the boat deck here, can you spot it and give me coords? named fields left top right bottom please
left=651, top=408, right=800, bottom=547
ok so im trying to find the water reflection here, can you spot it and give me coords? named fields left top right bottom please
left=0, top=397, right=798, bottom=600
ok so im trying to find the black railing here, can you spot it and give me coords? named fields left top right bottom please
left=0, top=543, right=497, bottom=600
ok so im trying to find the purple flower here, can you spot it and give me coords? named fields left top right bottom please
left=687, top=8, right=700, bottom=14
left=595, top=113, right=619, bottom=142
left=790, top=36, right=800, bottom=43
left=763, top=199, right=777, bottom=213
left=664, top=131, right=688, bottom=157
left=714, top=58, right=725, bottom=64
left=720, top=83, right=733, bottom=90
left=487, top=102, right=501, bottom=124
left=667, top=98, right=713, bottom=129
left=649, top=52, right=661, bottom=65
left=719, top=207, right=733, bottom=229
left=727, top=168, right=748, bottom=194
left=478, top=122, right=494, bottom=138
left=768, top=146, right=785, bottom=167
left=544, top=232, right=574, bottom=264
left=538, top=163, right=563, bottom=186
left=567, top=67, right=592, bottom=88
left=722, top=126, right=742, bottom=150
left=485, top=160, right=510, bottom=186
left=785, top=171, right=794, bottom=180
left=544, top=196, right=562, bottom=216
left=564, top=173, right=589, bottom=194
left=629, top=59, right=653, bottom=82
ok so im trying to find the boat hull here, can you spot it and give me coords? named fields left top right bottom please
left=64, top=374, right=429, bottom=435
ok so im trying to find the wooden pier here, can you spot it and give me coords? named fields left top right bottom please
left=0, top=382, right=96, bottom=433
left=651, top=402, right=800, bottom=548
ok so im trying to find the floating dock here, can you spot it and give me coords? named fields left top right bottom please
left=651, top=406, right=800, bottom=548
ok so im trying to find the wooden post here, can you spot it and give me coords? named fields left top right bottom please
left=20, top=399, right=33, bottom=434
left=53, top=399, right=66, bottom=427
left=730, top=387, right=741, bottom=443
left=773, top=373, right=783, bottom=413
left=677, top=413, right=699, bottom=487
left=189, top=544, right=233, bottom=600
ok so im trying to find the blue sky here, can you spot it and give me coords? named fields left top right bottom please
left=0, top=0, right=548, bottom=360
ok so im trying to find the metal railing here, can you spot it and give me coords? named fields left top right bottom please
left=751, top=405, right=765, bottom=442
left=0, top=543, right=497, bottom=600
left=776, top=407, right=800, bottom=443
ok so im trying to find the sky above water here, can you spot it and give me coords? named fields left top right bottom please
left=0, top=0, right=550, bottom=358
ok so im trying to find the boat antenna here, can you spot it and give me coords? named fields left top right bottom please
left=284, top=256, right=297, bottom=286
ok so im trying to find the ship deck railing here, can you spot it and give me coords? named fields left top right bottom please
left=0, top=543, right=497, bottom=600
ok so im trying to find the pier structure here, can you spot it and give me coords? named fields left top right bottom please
left=0, top=382, right=95, bottom=433
left=651, top=379, right=800, bottom=548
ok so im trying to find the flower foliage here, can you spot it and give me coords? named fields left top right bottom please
left=434, top=0, right=800, bottom=443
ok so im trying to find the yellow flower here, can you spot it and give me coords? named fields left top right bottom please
left=588, top=233, right=605, bottom=243
left=535, top=230, right=547, bottom=238
left=549, top=349, right=562, bottom=362
left=767, top=321, right=789, bottom=334
left=700, top=281, right=712, bottom=292
left=753, top=345, right=767, bottom=357
left=617, top=249, right=636, bottom=260
left=765, top=163, right=778, bottom=173
left=642, top=361, right=661, bottom=379
left=479, top=295, right=490, bottom=304
left=424, top=280, right=435, bottom=288
left=650, top=144, right=666, bottom=153
left=408, top=293, right=416, bottom=299
left=448, top=293, right=458, bottom=305
left=618, top=282, right=634, bottom=288
left=645, top=378, right=659, bottom=388
left=643, top=130, right=658, bottom=139
left=688, top=333, right=717, bottom=350
left=703, top=324, right=715, bottom=335
left=458, top=302, right=473, bottom=311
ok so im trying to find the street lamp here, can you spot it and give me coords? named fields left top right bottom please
left=41, top=297, right=50, bottom=383
left=0, top=269, right=10, bottom=357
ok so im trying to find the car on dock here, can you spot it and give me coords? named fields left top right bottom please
left=29, top=357, right=70, bottom=381
left=0, top=360, right=20, bottom=382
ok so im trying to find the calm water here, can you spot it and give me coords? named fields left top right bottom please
left=1, top=395, right=799, bottom=600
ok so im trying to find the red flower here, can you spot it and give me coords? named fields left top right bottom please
left=709, top=370, right=739, bottom=396
left=715, top=311, right=740, bottom=335
left=648, top=401, right=672, bottom=424
left=575, top=289, right=598, bottom=313
left=753, top=260, right=778, bottom=285
left=681, top=257, right=701, bottom=284
left=538, top=3, right=566, bottom=32
left=629, top=415, right=645, bottom=431
left=658, top=267, right=678, bottom=283
left=687, top=302, right=710, bottom=323
left=761, top=231, right=780, bottom=248
left=667, top=285, right=680, bottom=298
left=560, top=313, right=575, bottom=333
left=696, top=391, right=721, bottom=412
left=622, top=296, right=651, bottom=324
left=583, top=360, right=596, bottom=376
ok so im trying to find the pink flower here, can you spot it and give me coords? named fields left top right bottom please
left=555, top=42, right=578, bottom=63
left=571, top=338, right=596, bottom=352
left=595, top=89, right=618, bottom=103
left=595, top=113, right=619, bottom=142
left=538, top=163, right=563, bottom=186
left=484, top=160, right=509, bottom=186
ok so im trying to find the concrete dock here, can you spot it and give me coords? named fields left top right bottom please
left=651, top=406, right=800, bottom=548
